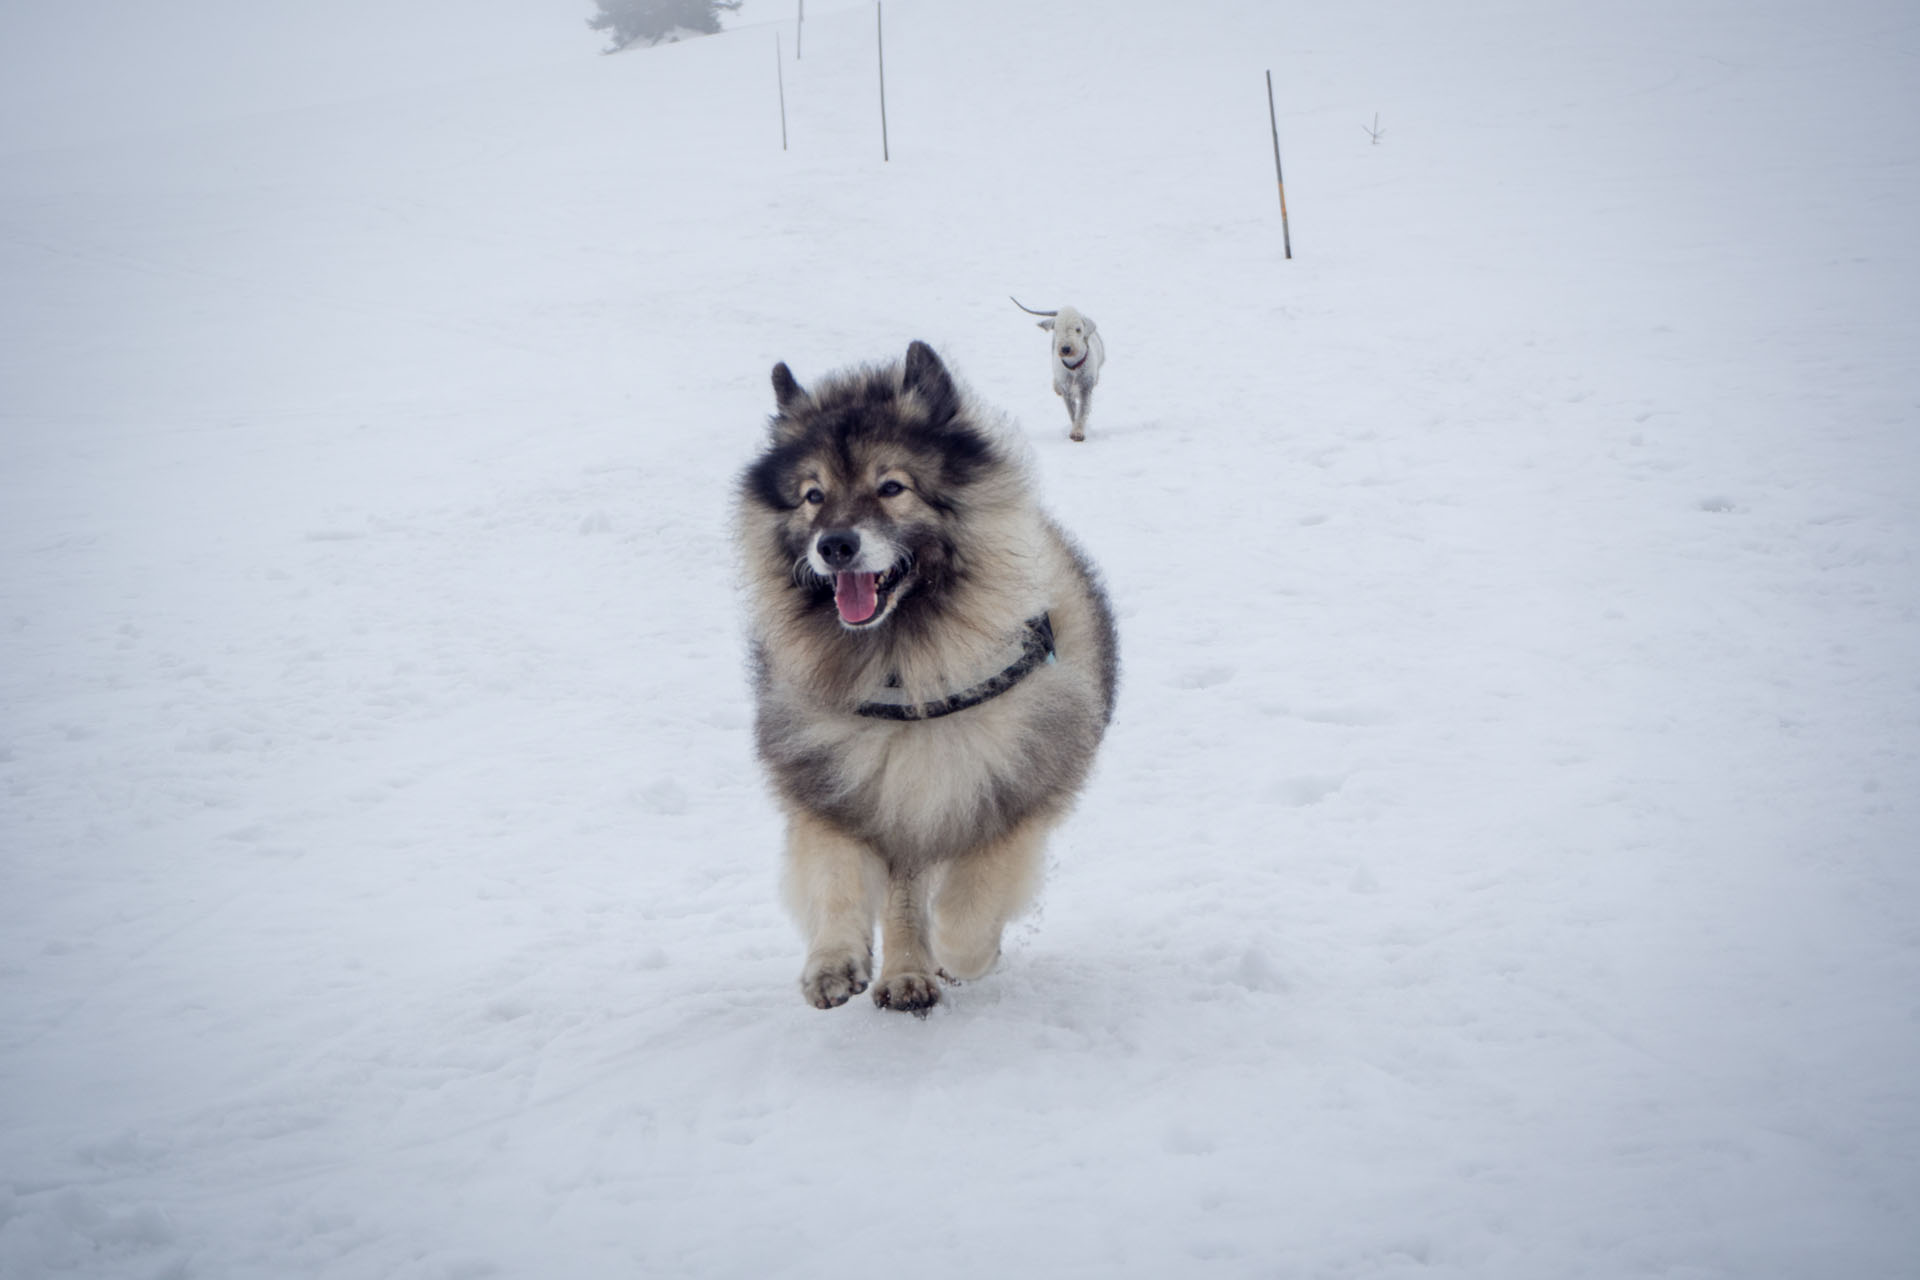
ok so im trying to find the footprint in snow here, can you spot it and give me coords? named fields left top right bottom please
left=1270, top=775, right=1345, bottom=807
left=638, top=778, right=688, bottom=815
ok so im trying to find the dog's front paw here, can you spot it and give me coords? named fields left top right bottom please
left=800, top=950, right=872, bottom=1010
left=872, top=972, right=942, bottom=1018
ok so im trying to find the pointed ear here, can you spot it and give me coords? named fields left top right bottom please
left=903, top=340, right=960, bottom=425
left=771, top=361, right=808, bottom=412
left=1036, top=318, right=1055, bottom=332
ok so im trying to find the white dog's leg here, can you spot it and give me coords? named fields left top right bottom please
left=783, top=810, right=885, bottom=1009
left=872, top=866, right=942, bottom=1015
left=1070, top=383, right=1092, bottom=442
left=932, top=818, right=1049, bottom=981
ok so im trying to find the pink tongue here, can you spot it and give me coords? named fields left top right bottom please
left=834, top=571, right=879, bottom=624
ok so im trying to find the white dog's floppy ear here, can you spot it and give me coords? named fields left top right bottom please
left=1083, top=318, right=1098, bottom=335
left=1037, top=318, right=1055, bottom=332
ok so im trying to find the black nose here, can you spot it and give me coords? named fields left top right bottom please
left=1060, top=346, right=1072, bottom=357
left=817, top=530, right=861, bottom=569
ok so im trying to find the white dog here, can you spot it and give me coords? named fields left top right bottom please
left=1012, top=297, right=1106, bottom=442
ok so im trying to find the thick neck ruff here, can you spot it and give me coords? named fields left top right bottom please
left=857, top=615, right=1056, bottom=721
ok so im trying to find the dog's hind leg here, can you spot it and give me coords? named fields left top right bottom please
left=932, top=817, right=1049, bottom=982
left=872, top=866, right=942, bottom=1016
left=783, top=810, right=885, bottom=1010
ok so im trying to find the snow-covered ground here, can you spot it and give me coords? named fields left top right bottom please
left=3, top=0, right=1916, bottom=1275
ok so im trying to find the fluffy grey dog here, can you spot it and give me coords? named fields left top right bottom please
left=737, top=341, right=1119, bottom=1015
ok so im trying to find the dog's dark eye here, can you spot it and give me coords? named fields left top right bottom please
left=803, top=487, right=824, bottom=505
left=877, top=480, right=905, bottom=498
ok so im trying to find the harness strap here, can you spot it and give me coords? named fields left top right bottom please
left=856, top=615, right=1056, bottom=722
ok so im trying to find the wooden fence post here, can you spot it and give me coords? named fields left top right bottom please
left=877, top=3, right=890, bottom=162
left=1265, top=70, right=1292, bottom=259
left=776, top=34, right=788, bottom=151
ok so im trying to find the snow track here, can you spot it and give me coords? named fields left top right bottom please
left=2, top=0, right=1916, bottom=1275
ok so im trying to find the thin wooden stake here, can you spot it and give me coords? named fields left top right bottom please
left=877, top=2, right=890, bottom=162
left=1265, top=70, right=1292, bottom=259
left=776, top=34, right=788, bottom=151
left=797, top=0, right=803, bottom=60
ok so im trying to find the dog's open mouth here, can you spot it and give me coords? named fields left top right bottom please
left=833, top=563, right=907, bottom=627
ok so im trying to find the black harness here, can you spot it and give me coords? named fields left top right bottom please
left=855, top=615, right=1056, bottom=722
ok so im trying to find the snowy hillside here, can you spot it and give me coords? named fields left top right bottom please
left=3, top=0, right=1917, bottom=1276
